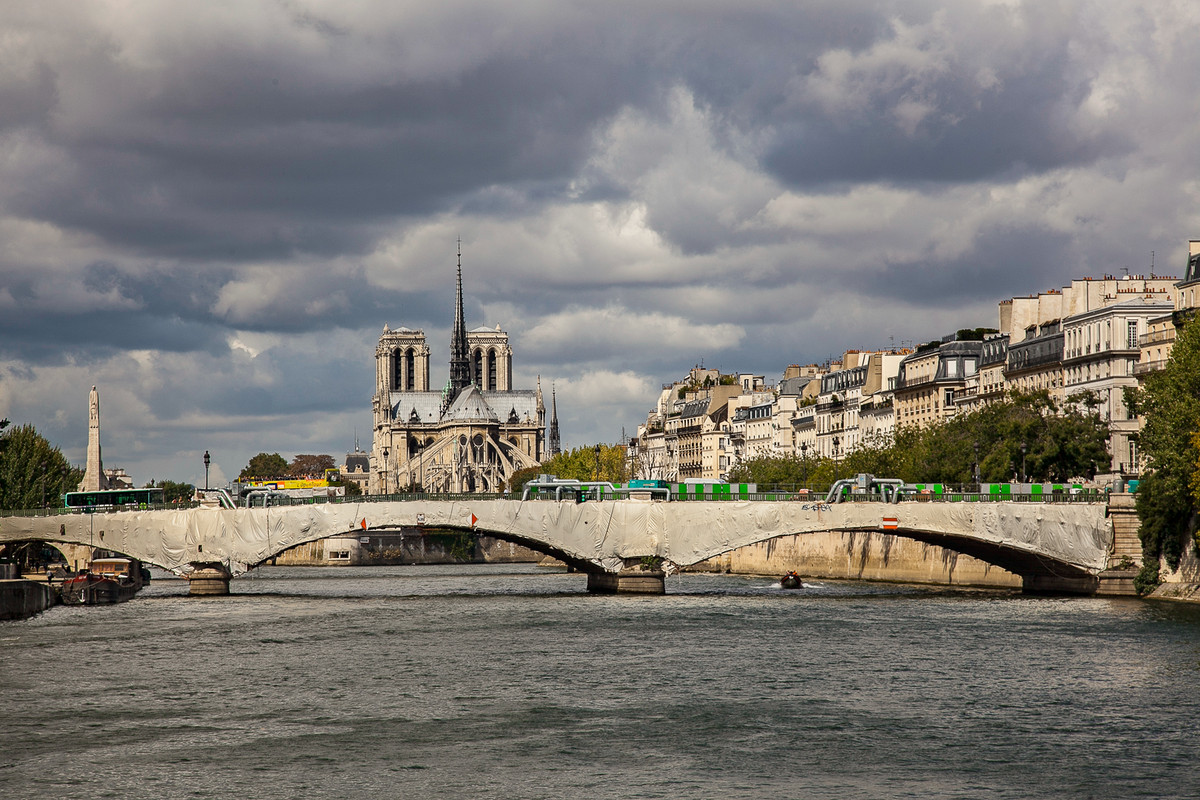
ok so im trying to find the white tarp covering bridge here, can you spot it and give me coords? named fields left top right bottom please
left=2, top=498, right=1112, bottom=587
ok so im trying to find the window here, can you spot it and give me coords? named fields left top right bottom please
left=1127, top=320, right=1138, bottom=349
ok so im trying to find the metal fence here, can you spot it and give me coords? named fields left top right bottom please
left=0, top=486, right=1108, bottom=518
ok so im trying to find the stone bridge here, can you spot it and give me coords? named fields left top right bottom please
left=1, top=497, right=1113, bottom=594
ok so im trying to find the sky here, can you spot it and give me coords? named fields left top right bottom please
left=1, top=0, right=1198, bottom=489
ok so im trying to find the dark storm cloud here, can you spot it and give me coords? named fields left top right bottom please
left=764, top=56, right=1130, bottom=187
left=860, top=224, right=1077, bottom=305
left=15, top=37, right=657, bottom=262
left=0, top=63, right=57, bottom=132
left=0, top=257, right=426, bottom=364
left=0, top=307, right=226, bottom=364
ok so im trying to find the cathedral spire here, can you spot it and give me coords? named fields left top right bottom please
left=549, top=383, right=561, bottom=457
left=448, top=239, right=472, bottom=401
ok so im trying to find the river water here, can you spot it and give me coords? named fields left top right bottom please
left=3, top=564, right=1199, bottom=799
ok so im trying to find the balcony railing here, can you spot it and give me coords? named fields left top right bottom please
left=1138, top=329, right=1175, bottom=347
left=1133, top=359, right=1167, bottom=376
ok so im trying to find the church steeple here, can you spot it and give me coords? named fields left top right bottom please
left=549, top=383, right=561, bottom=457
left=448, top=239, right=472, bottom=401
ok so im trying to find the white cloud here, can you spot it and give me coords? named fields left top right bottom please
left=522, top=306, right=744, bottom=361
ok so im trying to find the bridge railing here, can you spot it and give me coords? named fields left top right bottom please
left=0, top=487, right=1107, bottom=518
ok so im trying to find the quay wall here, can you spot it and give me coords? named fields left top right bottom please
left=687, top=530, right=1022, bottom=588
left=272, top=530, right=542, bottom=567
left=0, top=579, right=56, bottom=620
left=1150, top=542, right=1200, bottom=602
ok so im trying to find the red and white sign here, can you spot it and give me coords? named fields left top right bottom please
left=469, top=512, right=478, bottom=527
left=882, top=516, right=898, bottom=530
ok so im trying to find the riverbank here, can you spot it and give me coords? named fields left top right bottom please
left=1148, top=544, right=1200, bottom=602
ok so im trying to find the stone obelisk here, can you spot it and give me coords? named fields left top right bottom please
left=78, top=386, right=109, bottom=492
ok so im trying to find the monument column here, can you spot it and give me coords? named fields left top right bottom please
left=79, top=386, right=109, bottom=492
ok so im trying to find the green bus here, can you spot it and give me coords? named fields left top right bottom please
left=64, top=488, right=165, bottom=511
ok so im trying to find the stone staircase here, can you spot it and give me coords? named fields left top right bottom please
left=1098, top=493, right=1142, bottom=595
left=1107, top=493, right=1143, bottom=568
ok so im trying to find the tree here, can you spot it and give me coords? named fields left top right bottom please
left=534, top=444, right=629, bottom=483
left=1128, top=315, right=1200, bottom=593
left=288, top=454, right=336, bottom=478
left=728, top=454, right=808, bottom=486
left=146, top=479, right=196, bottom=503
left=506, top=465, right=542, bottom=494
left=0, top=423, right=83, bottom=510
left=239, top=452, right=289, bottom=480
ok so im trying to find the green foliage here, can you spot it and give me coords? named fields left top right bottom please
left=328, top=477, right=362, bottom=496
left=289, top=454, right=336, bottom=478
left=536, top=444, right=628, bottom=483
left=956, top=327, right=998, bottom=341
left=239, top=452, right=289, bottom=480
left=427, top=530, right=476, bottom=562
left=0, top=423, right=82, bottom=510
left=1128, top=318, right=1200, bottom=578
left=729, top=454, right=813, bottom=487
left=1134, top=561, right=1161, bottom=596
left=507, top=465, right=541, bottom=494
left=146, top=479, right=195, bottom=503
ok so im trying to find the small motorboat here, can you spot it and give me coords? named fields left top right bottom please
left=780, top=571, right=803, bottom=589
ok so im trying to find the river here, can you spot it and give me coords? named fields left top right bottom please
left=2, top=564, right=1199, bottom=799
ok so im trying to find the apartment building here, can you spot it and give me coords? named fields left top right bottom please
left=895, top=338, right=983, bottom=429
left=1063, top=295, right=1174, bottom=475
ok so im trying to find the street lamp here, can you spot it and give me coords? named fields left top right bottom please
left=832, top=435, right=840, bottom=458
left=800, top=442, right=809, bottom=487
left=382, top=447, right=389, bottom=495
left=203, top=450, right=211, bottom=491
left=1020, top=442, right=1027, bottom=484
left=594, top=444, right=601, bottom=482
left=973, top=442, right=980, bottom=486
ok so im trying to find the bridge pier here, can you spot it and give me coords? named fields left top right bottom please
left=1022, top=574, right=1100, bottom=595
left=587, top=568, right=666, bottom=595
left=187, top=566, right=231, bottom=596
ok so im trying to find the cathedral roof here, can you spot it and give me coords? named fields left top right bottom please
left=443, top=386, right=500, bottom=422
left=389, top=389, right=540, bottom=425
left=389, top=392, right=443, bottom=424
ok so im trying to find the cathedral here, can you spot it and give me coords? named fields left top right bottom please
left=370, top=251, right=556, bottom=493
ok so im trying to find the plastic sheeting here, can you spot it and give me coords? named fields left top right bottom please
left=0, top=498, right=1112, bottom=576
